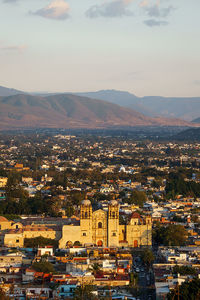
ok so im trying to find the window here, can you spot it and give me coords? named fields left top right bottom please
left=98, top=222, right=102, bottom=229
left=112, top=212, right=115, bottom=218
left=83, top=232, right=86, bottom=236
left=85, top=212, right=88, bottom=218
left=112, top=233, right=116, bottom=236
left=61, top=288, right=64, bottom=293
left=16, top=239, right=19, bottom=243
left=16, top=225, right=19, bottom=229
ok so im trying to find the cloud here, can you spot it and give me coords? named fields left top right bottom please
left=141, top=1, right=175, bottom=27
left=30, top=0, right=70, bottom=20
left=144, top=19, right=168, bottom=26
left=3, top=0, right=19, bottom=3
left=0, top=43, right=26, bottom=52
left=86, top=0, right=134, bottom=18
left=144, top=4, right=175, bottom=18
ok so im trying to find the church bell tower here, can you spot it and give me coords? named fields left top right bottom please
left=80, top=198, right=93, bottom=245
left=108, top=199, right=119, bottom=247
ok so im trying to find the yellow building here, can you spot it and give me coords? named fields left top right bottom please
left=3, top=224, right=62, bottom=248
left=0, top=216, right=13, bottom=231
left=0, top=177, right=8, bottom=188
left=1, top=200, right=152, bottom=249
left=4, top=229, right=24, bottom=248
left=59, top=200, right=152, bottom=248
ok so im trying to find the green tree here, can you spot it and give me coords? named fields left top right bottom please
left=24, top=236, right=58, bottom=248
left=74, top=285, right=96, bottom=300
left=91, top=263, right=101, bottom=275
left=127, top=190, right=147, bottom=207
left=32, top=260, right=55, bottom=273
left=74, top=241, right=82, bottom=246
left=141, top=249, right=154, bottom=267
left=65, top=205, right=74, bottom=217
left=153, top=224, right=188, bottom=246
left=173, top=265, right=197, bottom=276
left=167, top=278, right=200, bottom=300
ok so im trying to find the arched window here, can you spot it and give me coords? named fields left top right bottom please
left=112, top=212, right=115, bottom=218
left=98, top=222, right=102, bottom=229
left=85, top=212, right=88, bottom=218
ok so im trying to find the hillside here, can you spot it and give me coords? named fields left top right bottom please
left=0, top=93, right=193, bottom=130
left=0, top=86, right=24, bottom=97
left=78, top=90, right=200, bottom=121
left=192, top=117, right=200, bottom=123
left=0, top=86, right=200, bottom=122
left=173, top=127, right=200, bottom=141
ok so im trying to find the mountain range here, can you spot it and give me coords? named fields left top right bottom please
left=0, top=93, right=193, bottom=130
left=0, top=86, right=24, bottom=97
left=173, top=127, right=200, bottom=141
left=77, top=90, right=200, bottom=122
left=0, top=86, right=199, bottom=129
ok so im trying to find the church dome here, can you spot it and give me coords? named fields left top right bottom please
left=109, top=200, right=118, bottom=206
left=81, top=199, right=91, bottom=206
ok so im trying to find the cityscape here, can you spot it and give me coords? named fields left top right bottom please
left=0, top=0, right=200, bottom=299
left=0, top=130, right=200, bottom=299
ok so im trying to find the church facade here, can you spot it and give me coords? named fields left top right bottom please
left=59, top=199, right=152, bottom=248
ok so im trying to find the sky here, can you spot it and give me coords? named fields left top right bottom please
left=0, top=0, right=200, bottom=97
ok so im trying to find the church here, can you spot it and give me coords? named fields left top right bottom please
left=59, top=199, right=152, bottom=248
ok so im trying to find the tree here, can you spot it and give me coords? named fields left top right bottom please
left=91, top=263, right=101, bottom=275
left=24, top=236, right=58, bottom=248
left=173, top=265, right=197, bottom=276
left=127, top=190, right=147, bottom=207
left=65, top=205, right=74, bottom=217
left=46, top=196, right=62, bottom=216
left=74, top=285, right=96, bottom=300
left=141, top=249, right=154, bottom=267
left=167, top=278, right=200, bottom=300
left=153, top=224, right=188, bottom=246
left=74, top=241, right=82, bottom=246
left=166, top=171, right=200, bottom=199
left=32, top=260, right=55, bottom=273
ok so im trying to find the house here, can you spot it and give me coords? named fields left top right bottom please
left=56, top=280, right=78, bottom=298
left=0, top=177, right=8, bottom=188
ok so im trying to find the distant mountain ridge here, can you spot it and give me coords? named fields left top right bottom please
left=173, top=127, right=200, bottom=141
left=0, top=85, right=199, bottom=124
left=192, top=117, right=200, bottom=123
left=0, top=93, right=193, bottom=130
left=77, top=90, right=200, bottom=122
left=0, top=86, right=24, bottom=97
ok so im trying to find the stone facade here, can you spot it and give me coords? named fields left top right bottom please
left=59, top=200, right=152, bottom=248
left=0, top=201, right=152, bottom=249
